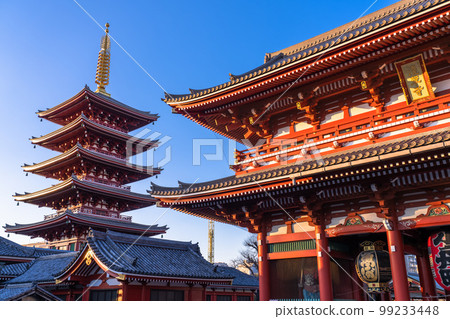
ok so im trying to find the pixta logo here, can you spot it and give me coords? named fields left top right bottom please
left=126, top=128, right=172, bottom=173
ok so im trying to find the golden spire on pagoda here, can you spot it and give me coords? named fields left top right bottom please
left=95, top=23, right=111, bottom=97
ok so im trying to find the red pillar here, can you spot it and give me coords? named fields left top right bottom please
left=81, top=287, right=90, bottom=301
left=141, top=283, right=150, bottom=301
left=417, top=251, right=436, bottom=301
left=201, top=284, right=207, bottom=301
left=315, top=224, right=333, bottom=301
left=187, top=284, right=193, bottom=301
left=350, top=262, right=364, bottom=301
left=385, top=218, right=410, bottom=301
left=257, top=230, right=270, bottom=301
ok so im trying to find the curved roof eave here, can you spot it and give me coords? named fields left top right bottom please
left=163, top=0, right=447, bottom=105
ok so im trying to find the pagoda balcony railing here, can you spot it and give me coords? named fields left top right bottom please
left=83, top=176, right=131, bottom=191
left=234, top=93, right=450, bottom=170
left=86, top=146, right=126, bottom=160
left=45, top=208, right=132, bottom=222
left=91, top=118, right=127, bottom=133
left=75, top=208, right=132, bottom=222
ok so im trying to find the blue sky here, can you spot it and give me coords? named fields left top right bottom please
left=0, top=0, right=398, bottom=263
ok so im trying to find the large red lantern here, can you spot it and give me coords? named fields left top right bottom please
left=428, top=231, right=450, bottom=290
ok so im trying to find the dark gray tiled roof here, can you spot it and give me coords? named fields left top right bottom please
left=0, top=285, right=32, bottom=301
left=150, top=129, right=450, bottom=196
left=83, top=230, right=232, bottom=280
left=6, top=252, right=78, bottom=285
left=0, top=283, right=62, bottom=301
left=0, top=236, right=65, bottom=259
left=164, top=0, right=445, bottom=102
left=215, top=266, right=259, bottom=287
left=0, top=263, right=29, bottom=278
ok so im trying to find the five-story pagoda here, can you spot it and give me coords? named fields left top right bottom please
left=5, top=24, right=167, bottom=250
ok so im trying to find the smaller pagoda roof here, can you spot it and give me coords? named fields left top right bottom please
left=4, top=210, right=168, bottom=237
left=5, top=252, right=78, bottom=285
left=56, top=230, right=233, bottom=284
left=151, top=128, right=450, bottom=197
left=37, top=86, right=158, bottom=129
left=30, top=113, right=159, bottom=153
left=14, top=175, right=157, bottom=209
left=163, top=0, right=444, bottom=104
left=0, top=283, right=62, bottom=301
left=0, top=236, right=65, bottom=261
left=23, top=143, right=162, bottom=180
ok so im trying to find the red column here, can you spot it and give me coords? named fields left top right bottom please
left=201, top=284, right=207, bottom=301
left=121, top=281, right=128, bottom=301
left=315, top=224, right=333, bottom=301
left=385, top=218, right=410, bottom=301
left=187, top=284, right=193, bottom=301
left=350, top=261, right=364, bottom=301
left=81, top=287, right=90, bottom=301
left=141, top=283, right=150, bottom=301
left=417, top=251, right=436, bottom=301
left=257, top=230, right=270, bottom=301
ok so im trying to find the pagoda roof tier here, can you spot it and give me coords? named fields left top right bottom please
left=22, top=143, right=161, bottom=182
left=4, top=211, right=167, bottom=239
left=37, top=86, right=158, bottom=131
left=14, top=175, right=157, bottom=212
left=30, top=113, right=158, bottom=154
left=163, top=0, right=447, bottom=104
left=151, top=128, right=450, bottom=226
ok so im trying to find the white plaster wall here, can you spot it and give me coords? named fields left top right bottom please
left=433, top=78, right=450, bottom=93
left=328, top=216, right=346, bottom=228
left=106, top=279, right=120, bottom=286
left=385, top=92, right=406, bottom=107
left=88, top=279, right=102, bottom=287
left=322, top=110, right=344, bottom=124
left=399, top=206, right=429, bottom=220
left=292, top=221, right=315, bottom=232
left=269, top=224, right=287, bottom=236
left=349, top=104, right=375, bottom=116
left=274, top=126, right=290, bottom=137
left=294, top=122, right=313, bottom=132
left=361, top=212, right=384, bottom=223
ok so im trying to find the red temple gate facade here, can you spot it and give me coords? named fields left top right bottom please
left=152, top=0, right=450, bottom=301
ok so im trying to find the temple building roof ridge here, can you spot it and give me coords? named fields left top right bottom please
left=150, top=175, right=236, bottom=193
left=95, top=229, right=197, bottom=251
left=76, top=229, right=232, bottom=280
left=163, top=0, right=448, bottom=103
left=0, top=236, right=66, bottom=259
left=5, top=252, right=78, bottom=285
